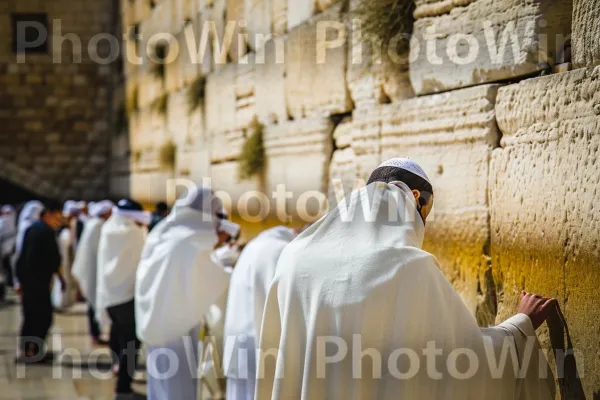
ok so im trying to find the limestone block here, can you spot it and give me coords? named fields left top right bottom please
left=492, top=68, right=600, bottom=397
left=226, top=0, right=248, bottom=62
left=351, top=106, right=383, bottom=181
left=287, top=0, right=316, bottom=31
left=176, top=142, right=211, bottom=182
left=177, top=28, right=200, bottom=86
left=272, top=0, right=288, bottom=35
left=381, top=85, right=500, bottom=320
left=210, top=161, right=261, bottom=207
left=316, top=0, right=337, bottom=12
left=211, top=129, right=245, bottom=162
left=166, top=89, right=189, bottom=145
left=235, top=55, right=257, bottom=129
left=572, top=0, right=600, bottom=68
left=131, top=170, right=175, bottom=203
left=333, top=117, right=353, bottom=148
left=245, top=0, right=271, bottom=51
left=264, top=117, right=333, bottom=198
left=410, top=0, right=572, bottom=95
left=255, top=38, right=288, bottom=124
left=188, top=106, right=206, bottom=143
left=205, top=63, right=237, bottom=134
left=329, top=147, right=357, bottom=202
left=285, top=3, right=352, bottom=119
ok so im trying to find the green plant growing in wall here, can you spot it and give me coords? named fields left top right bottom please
left=126, top=87, right=139, bottom=116
left=149, top=43, right=168, bottom=80
left=352, top=0, right=414, bottom=54
left=151, top=93, right=169, bottom=116
left=133, top=149, right=142, bottom=164
left=159, top=140, right=177, bottom=170
left=238, top=120, right=265, bottom=180
left=187, top=75, right=207, bottom=113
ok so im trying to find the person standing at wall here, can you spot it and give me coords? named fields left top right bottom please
left=53, top=200, right=80, bottom=310
left=148, top=201, right=168, bottom=232
left=0, top=205, right=17, bottom=289
left=15, top=201, right=65, bottom=361
left=12, top=200, right=44, bottom=291
left=136, top=186, right=232, bottom=400
left=72, top=200, right=113, bottom=346
left=223, top=225, right=297, bottom=400
left=96, top=199, right=150, bottom=400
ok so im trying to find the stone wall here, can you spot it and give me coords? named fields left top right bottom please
left=0, top=0, right=119, bottom=200
left=123, top=0, right=599, bottom=395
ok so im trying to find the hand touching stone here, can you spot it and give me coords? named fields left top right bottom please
left=517, top=291, right=558, bottom=330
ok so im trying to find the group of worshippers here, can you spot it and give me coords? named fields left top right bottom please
left=1, top=158, right=559, bottom=400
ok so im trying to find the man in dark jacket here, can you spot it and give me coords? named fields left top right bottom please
left=16, top=201, right=64, bottom=361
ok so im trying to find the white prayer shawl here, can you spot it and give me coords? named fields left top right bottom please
left=54, top=226, right=77, bottom=309
left=257, top=182, right=555, bottom=400
left=14, top=200, right=44, bottom=261
left=223, top=226, right=296, bottom=381
left=135, top=206, right=231, bottom=346
left=96, top=213, right=146, bottom=319
left=0, top=205, right=17, bottom=257
left=72, top=217, right=104, bottom=308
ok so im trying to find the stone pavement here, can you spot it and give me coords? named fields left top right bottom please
left=0, top=291, right=146, bottom=400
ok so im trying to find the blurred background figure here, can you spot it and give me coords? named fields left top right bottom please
left=148, top=201, right=168, bottom=232
left=12, top=200, right=44, bottom=292
left=15, top=201, right=64, bottom=362
left=96, top=199, right=149, bottom=400
left=53, top=200, right=80, bottom=310
left=72, top=200, right=113, bottom=346
left=0, top=205, right=17, bottom=291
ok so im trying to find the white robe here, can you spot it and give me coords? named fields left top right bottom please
left=54, top=227, right=77, bottom=309
left=0, top=206, right=17, bottom=258
left=223, top=226, right=296, bottom=399
left=136, top=202, right=231, bottom=400
left=96, top=213, right=146, bottom=319
left=257, top=182, right=555, bottom=400
left=72, top=217, right=104, bottom=309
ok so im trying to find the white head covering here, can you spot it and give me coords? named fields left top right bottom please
left=377, top=157, right=431, bottom=185
left=89, top=200, right=114, bottom=217
left=256, top=182, right=553, bottom=399
left=218, top=219, right=241, bottom=239
left=111, top=206, right=152, bottom=226
left=63, top=200, right=79, bottom=217
left=15, top=200, right=44, bottom=258
left=135, top=186, right=231, bottom=346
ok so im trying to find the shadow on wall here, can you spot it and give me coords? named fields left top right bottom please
left=547, top=305, right=586, bottom=400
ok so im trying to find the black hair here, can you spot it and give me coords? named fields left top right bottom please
left=156, top=201, right=168, bottom=213
left=367, top=166, right=433, bottom=207
left=40, top=200, right=62, bottom=217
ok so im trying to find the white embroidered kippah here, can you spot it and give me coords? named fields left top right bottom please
left=377, top=158, right=431, bottom=185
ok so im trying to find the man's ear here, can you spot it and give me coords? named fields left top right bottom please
left=411, top=189, right=420, bottom=201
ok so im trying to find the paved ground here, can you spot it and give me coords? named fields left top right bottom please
left=0, top=290, right=146, bottom=400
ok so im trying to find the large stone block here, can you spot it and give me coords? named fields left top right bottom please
left=210, top=160, right=261, bottom=207
left=264, top=117, right=333, bottom=202
left=351, top=105, right=383, bottom=181
left=410, top=0, right=572, bottom=95
left=245, top=0, right=271, bottom=51
left=166, top=89, right=189, bottom=145
left=131, top=170, right=174, bottom=203
left=572, top=0, right=600, bottom=68
left=287, top=0, right=316, bottom=31
left=226, top=0, right=248, bottom=62
left=381, top=85, right=500, bottom=321
left=272, top=0, right=288, bottom=35
left=235, top=55, right=257, bottom=129
left=254, top=38, right=288, bottom=124
left=205, top=63, right=237, bottom=134
left=492, top=68, right=600, bottom=397
left=285, top=3, right=353, bottom=119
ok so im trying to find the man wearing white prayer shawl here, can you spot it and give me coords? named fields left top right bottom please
left=97, top=198, right=150, bottom=399
left=135, top=186, right=232, bottom=400
left=223, top=225, right=297, bottom=400
left=13, top=200, right=44, bottom=291
left=53, top=200, right=81, bottom=310
left=257, top=158, right=556, bottom=400
left=72, top=200, right=113, bottom=345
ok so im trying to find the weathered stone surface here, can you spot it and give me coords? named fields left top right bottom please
left=176, top=142, right=211, bottom=183
left=235, top=55, right=257, bottom=129
left=492, top=68, right=600, bottom=397
left=410, top=0, right=572, bottom=95
left=205, top=63, right=237, bottom=134
left=572, top=0, right=600, bottom=68
left=130, top=170, right=174, bottom=203
left=329, top=118, right=357, bottom=199
left=226, top=0, right=248, bottom=62
left=381, top=85, right=500, bottom=320
left=287, top=0, right=316, bottom=31
left=285, top=3, right=352, bottom=119
left=264, top=117, right=333, bottom=200
left=272, top=0, right=288, bottom=35
left=254, top=38, right=288, bottom=124
left=210, top=161, right=261, bottom=207
left=166, top=89, right=189, bottom=145
left=351, top=106, right=383, bottom=181
left=245, top=0, right=271, bottom=51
